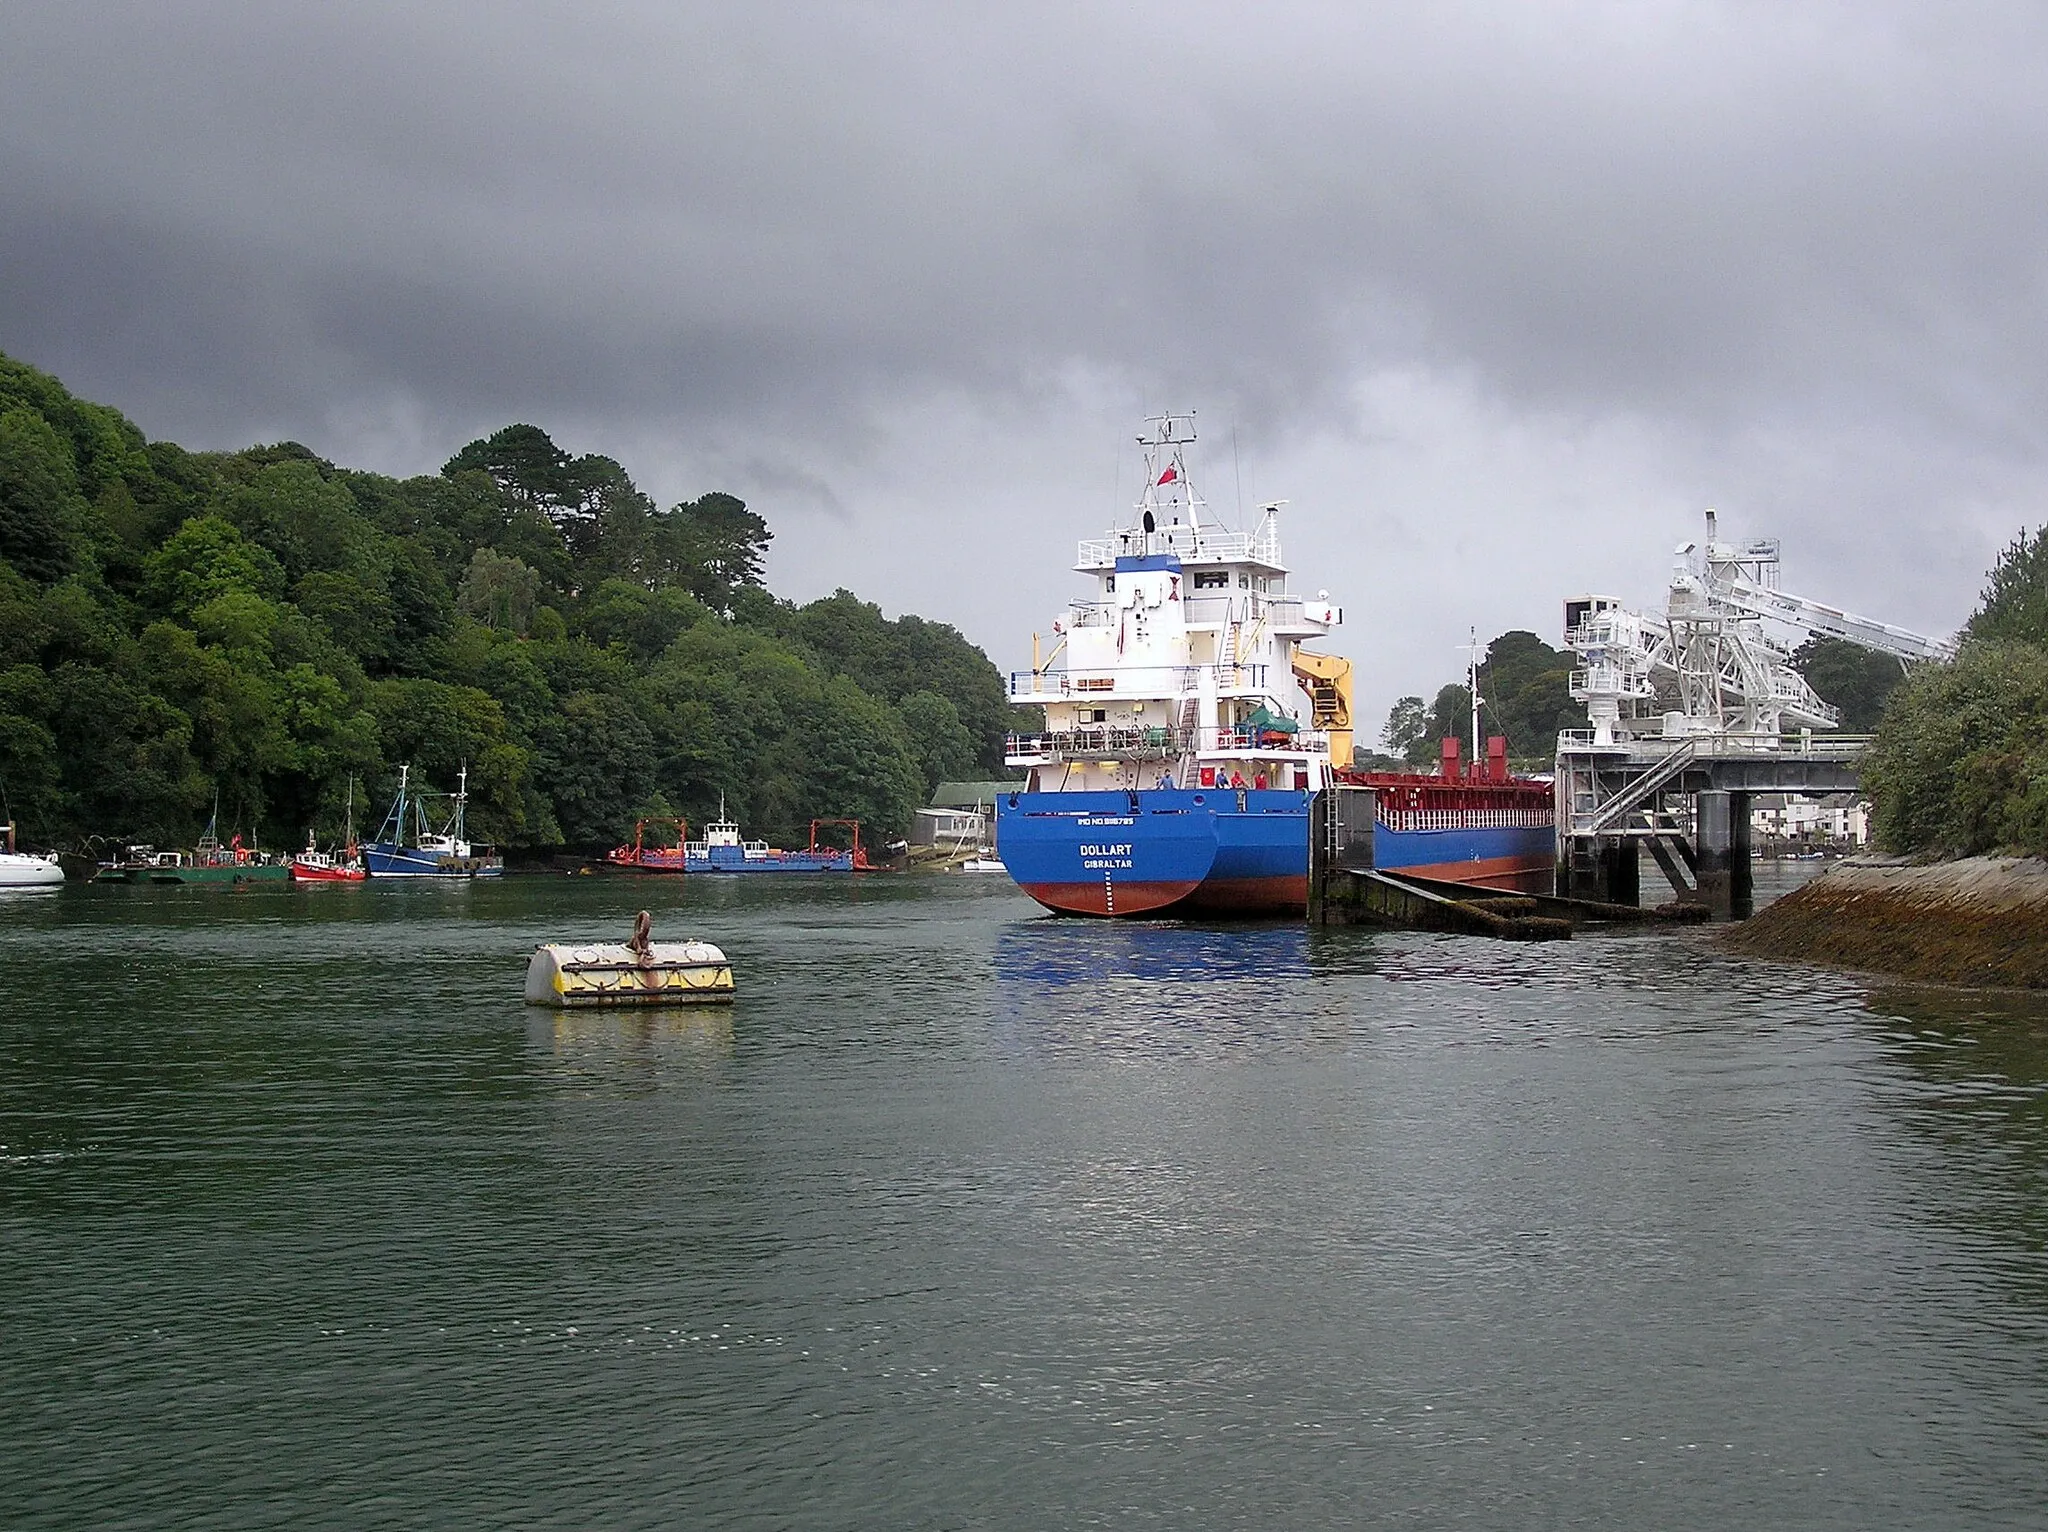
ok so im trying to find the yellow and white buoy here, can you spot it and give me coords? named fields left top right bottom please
left=525, top=911, right=735, bottom=1007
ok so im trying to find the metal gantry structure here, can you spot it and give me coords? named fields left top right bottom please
left=1554, top=511, right=1956, bottom=916
left=1562, top=510, right=1956, bottom=750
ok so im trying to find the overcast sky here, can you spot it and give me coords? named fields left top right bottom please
left=5, top=2, right=2045, bottom=737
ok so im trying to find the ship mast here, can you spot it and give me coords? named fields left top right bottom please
left=1136, top=413, right=1202, bottom=542
left=1465, top=627, right=1483, bottom=770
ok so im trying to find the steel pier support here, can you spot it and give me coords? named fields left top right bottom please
left=1561, top=836, right=1638, bottom=906
left=1694, top=791, right=1752, bottom=919
left=1729, top=790, right=1753, bottom=919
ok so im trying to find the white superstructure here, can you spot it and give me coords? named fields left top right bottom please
left=1006, top=415, right=1354, bottom=792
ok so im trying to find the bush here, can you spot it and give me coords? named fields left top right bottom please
left=1864, top=641, right=2048, bottom=856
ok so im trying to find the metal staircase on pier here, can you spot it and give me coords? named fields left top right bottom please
left=1579, top=739, right=1700, bottom=837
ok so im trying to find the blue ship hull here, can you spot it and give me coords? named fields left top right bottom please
left=996, top=788, right=1311, bottom=916
left=996, top=789, right=1557, bottom=916
left=362, top=843, right=503, bottom=879
left=686, top=847, right=858, bottom=873
left=1369, top=824, right=1556, bottom=891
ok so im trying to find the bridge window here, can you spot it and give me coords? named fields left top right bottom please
left=1192, top=571, right=1229, bottom=589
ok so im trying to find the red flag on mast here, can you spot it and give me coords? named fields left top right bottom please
left=1157, top=466, right=1178, bottom=486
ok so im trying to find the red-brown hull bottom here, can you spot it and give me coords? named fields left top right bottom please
left=1395, top=856, right=1554, bottom=894
left=1020, top=879, right=1201, bottom=916
left=1179, top=874, right=1309, bottom=915
left=1019, top=876, right=1308, bottom=919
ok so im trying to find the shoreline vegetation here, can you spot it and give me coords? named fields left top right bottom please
left=0, top=351, right=1021, bottom=860
left=1720, top=523, right=2048, bottom=987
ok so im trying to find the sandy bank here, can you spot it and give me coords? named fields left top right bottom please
left=1721, top=855, right=2048, bottom=988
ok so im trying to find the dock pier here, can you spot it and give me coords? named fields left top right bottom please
left=1553, top=736, right=1866, bottom=919
left=1308, top=784, right=1704, bottom=936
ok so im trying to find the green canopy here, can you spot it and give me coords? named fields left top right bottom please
left=1242, top=706, right=1299, bottom=735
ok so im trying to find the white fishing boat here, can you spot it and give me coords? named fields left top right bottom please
left=0, top=821, right=64, bottom=889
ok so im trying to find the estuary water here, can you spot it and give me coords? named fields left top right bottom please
left=4, top=871, right=2047, bottom=1529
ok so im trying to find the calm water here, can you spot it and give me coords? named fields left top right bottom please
left=4, top=872, right=2047, bottom=1529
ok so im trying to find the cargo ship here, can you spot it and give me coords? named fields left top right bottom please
left=994, top=414, right=1554, bottom=917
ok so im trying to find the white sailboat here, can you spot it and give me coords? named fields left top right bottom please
left=0, top=821, right=64, bottom=889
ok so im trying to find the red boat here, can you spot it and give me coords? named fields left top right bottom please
left=291, top=781, right=369, bottom=882
left=605, top=818, right=690, bottom=874
left=289, top=840, right=366, bottom=882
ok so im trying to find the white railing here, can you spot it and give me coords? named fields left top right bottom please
left=1064, top=600, right=1118, bottom=629
left=1379, top=804, right=1555, bottom=833
left=1077, top=525, right=1285, bottom=568
left=1007, top=725, right=1330, bottom=763
left=1556, top=729, right=1873, bottom=759
left=1010, top=664, right=1270, bottom=699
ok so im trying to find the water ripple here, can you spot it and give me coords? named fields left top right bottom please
left=4, top=878, right=2047, bottom=1527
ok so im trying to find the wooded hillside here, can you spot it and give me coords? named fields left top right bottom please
left=0, top=352, right=1015, bottom=854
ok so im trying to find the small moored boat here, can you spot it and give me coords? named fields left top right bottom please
left=362, top=765, right=503, bottom=879
left=0, top=822, right=64, bottom=889
left=94, top=806, right=288, bottom=884
left=290, top=780, right=367, bottom=882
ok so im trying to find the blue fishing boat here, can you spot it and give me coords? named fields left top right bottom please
left=362, top=765, right=503, bottom=879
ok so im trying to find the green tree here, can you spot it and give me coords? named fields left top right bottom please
left=577, top=579, right=712, bottom=659
left=798, top=676, right=924, bottom=838
left=456, top=548, right=543, bottom=634
left=0, top=406, right=83, bottom=583
left=1381, top=695, right=1426, bottom=757
left=1864, top=641, right=2048, bottom=856
left=533, top=689, right=659, bottom=845
left=656, top=492, right=772, bottom=611
left=1966, top=524, right=2048, bottom=646
left=1475, top=630, right=1579, bottom=763
left=1790, top=636, right=1908, bottom=732
left=142, top=515, right=287, bottom=617
left=898, top=690, right=977, bottom=797
left=444, top=424, right=579, bottom=515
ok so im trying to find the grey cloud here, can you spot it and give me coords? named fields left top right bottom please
left=4, top=1, right=2046, bottom=694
